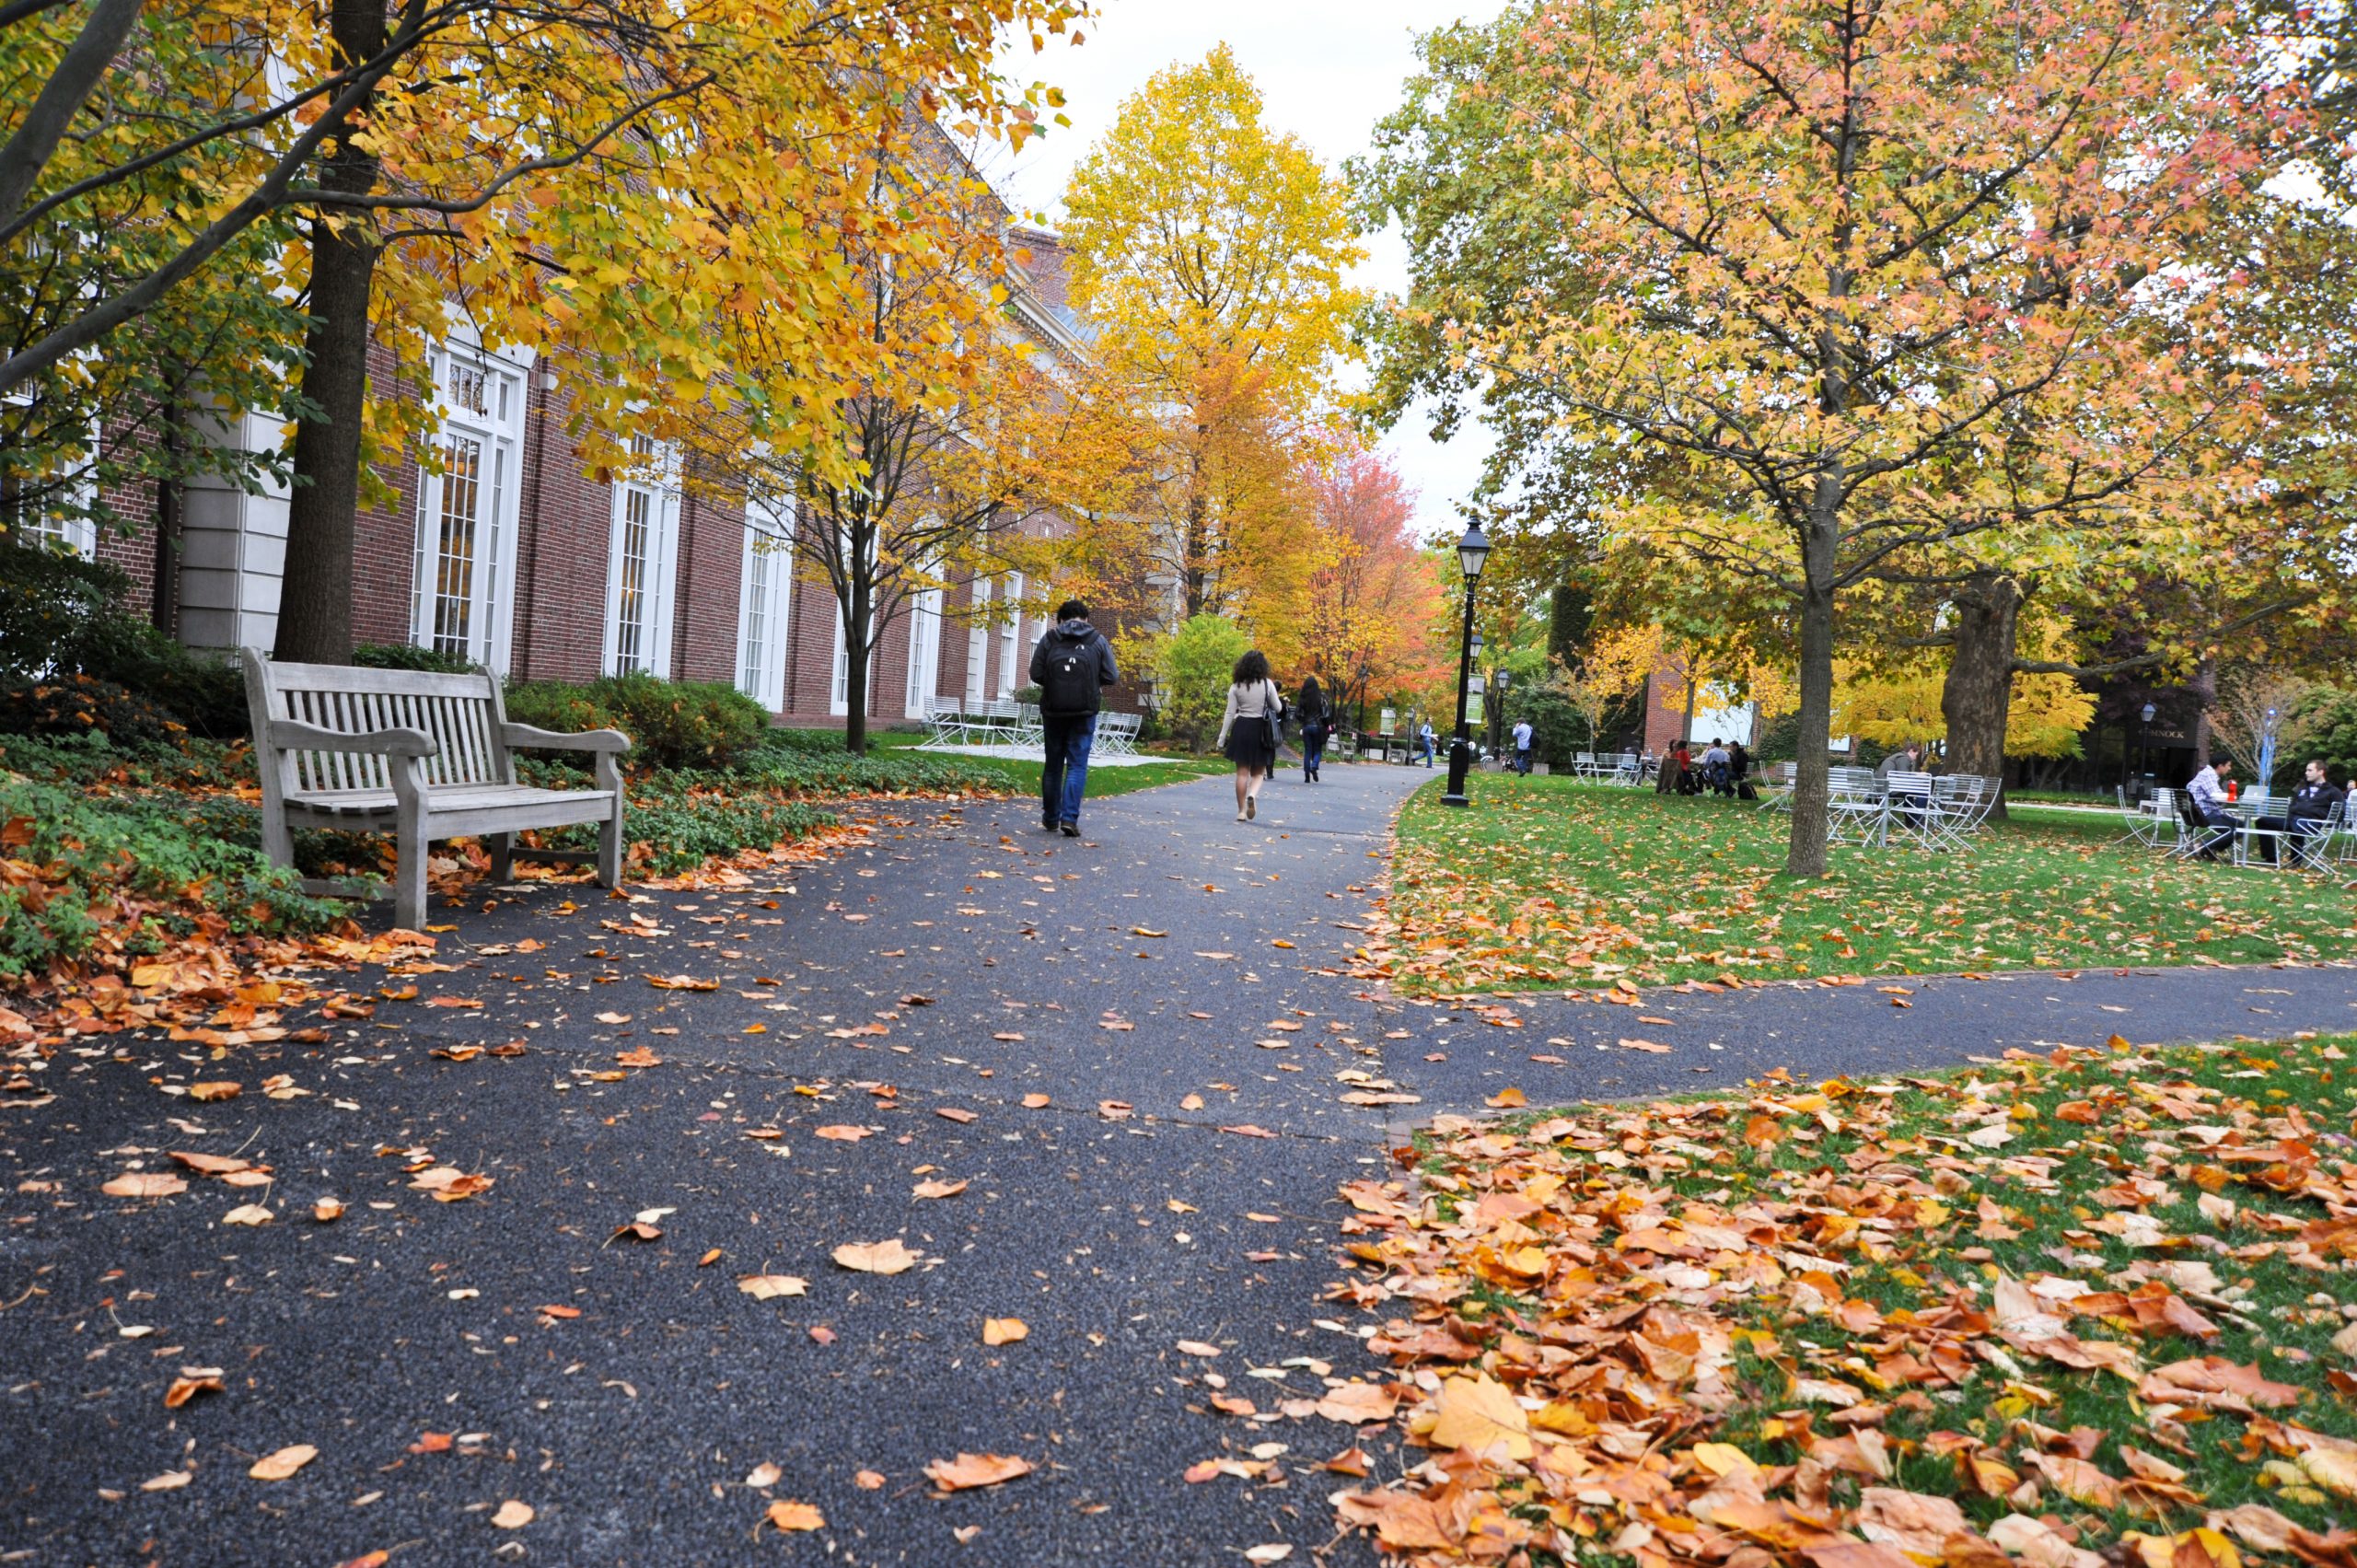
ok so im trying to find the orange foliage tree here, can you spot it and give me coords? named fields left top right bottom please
left=1299, top=444, right=1446, bottom=726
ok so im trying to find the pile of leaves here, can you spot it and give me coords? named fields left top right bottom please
left=1377, top=778, right=2343, bottom=994
left=1327, top=1037, right=2357, bottom=1568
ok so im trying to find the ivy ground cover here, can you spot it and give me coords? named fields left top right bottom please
left=1328, top=1035, right=2357, bottom=1568
left=1379, top=775, right=2357, bottom=995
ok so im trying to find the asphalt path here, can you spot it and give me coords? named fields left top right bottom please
left=6, top=759, right=2355, bottom=1565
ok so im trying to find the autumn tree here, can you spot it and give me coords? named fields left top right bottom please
left=1367, top=0, right=2278, bottom=876
left=1061, top=45, right=1360, bottom=632
left=689, top=139, right=1116, bottom=753
left=1298, top=444, right=1445, bottom=724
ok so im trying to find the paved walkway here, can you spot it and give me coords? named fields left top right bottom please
left=5, top=761, right=2354, bottom=1565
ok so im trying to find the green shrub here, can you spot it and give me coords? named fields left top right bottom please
left=354, top=642, right=480, bottom=674
left=746, top=726, right=855, bottom=757
left=1149, top=614, right=1251, bottom=751
left=0, top=773, right=341, bottom=979
left=0, top=541, right=246, bottom=738
left=504, top=671, right=767, bottom=771
left=0, top=673, right=187, bottom=749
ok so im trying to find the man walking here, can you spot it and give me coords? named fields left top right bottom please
left=1028, top=598, right=1119, bottom=838
left=1511, top=717, right=1534, bottom=775
left=1417, top=721, right=1437, bottom=767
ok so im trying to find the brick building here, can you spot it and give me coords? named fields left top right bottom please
left=59, top=219, right=1112, bottom=733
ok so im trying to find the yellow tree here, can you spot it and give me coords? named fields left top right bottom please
left=1061, top=44, right=1361, bottom=626
left=1383, top=0, right=2280, bottom=875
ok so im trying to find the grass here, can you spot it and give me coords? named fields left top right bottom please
left=865, top=728, right=1229, bottom=798
left=1350, top=1033, right=2357, bottom=1561
left=1383, top=772, right=2357, bottom=994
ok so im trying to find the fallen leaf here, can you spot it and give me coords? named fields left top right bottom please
left=490, top=1499, right=534, bottom=1529
left=764, top=1500, right=825, bottom=1533
left=935, top=1106, right=978, bottom=1123
left=832, top=1239, right=919, bottom=1275
left=924, top=1453, right=1033, bottom=1492
left=249, top=1444, right=318, bottom=1481
left=814, top=1125, right=870, bottom=1143
left=912, top=1179, right=968, bottom=1200
left=1428, top=1374, right=1533, bottom=1460
left=101, top=1172, right=186, bottom=1199
left=1020, top=1093, right=1051, bottom=1109
left=141, top=1470, right=192, bottom=1492
left=222, top=1203, right=273, bottom=1226
left=854, top=1469, right=886, bottom=1490
left=312, top=1197, right=344, bottom=1223
left=164, top=1373, right=223, bottom=1408
left=982, top=1318, right=1028, bottom=1346
left=745, top=1461, right=782, bottom=1488
left=738, top=1274, right=807, bottom=1300
left=186, top=1081, right=241, bottom=1102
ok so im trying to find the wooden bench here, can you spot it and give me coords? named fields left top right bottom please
left=241, top=650, right=630, bottom=931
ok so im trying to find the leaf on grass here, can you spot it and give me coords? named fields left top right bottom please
left=2137, top=1357, right=2304, bottom=1413
left=1428, top=1374, right=1532, bottom=1460
left=832, top=1239, right=919, bottom=1274
left=923, top=1453, right=1032, bottom=1492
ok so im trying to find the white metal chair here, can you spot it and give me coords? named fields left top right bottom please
left=1881, top=770, right=1939, bottom=848
left=1825, top=766, right=1888, bottom=846
left=924, top=696, right=968, bottom=746
left=2284, top=800, right=2344, bottom=874
left=1014, top=702, right=1044, bottom=747
left=1095, top=710, right=1143, bottom=757
left=1757, top=761, right=1798, bottom=812
left=1930, top=775, right=1994, bottom=851
left=2115, top=784, right=2166, bottom=850
left=1573, top=749, right=1598, bottom=778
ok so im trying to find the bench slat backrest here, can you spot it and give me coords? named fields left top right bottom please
left=245, top=654, right=513, bottom=798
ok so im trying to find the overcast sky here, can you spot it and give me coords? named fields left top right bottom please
left=991, top=2, right=1506, bottom=540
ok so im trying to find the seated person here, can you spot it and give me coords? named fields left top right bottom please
left=1878, top=740, right=1931, bottom=822
left=1700, top=738, right=1732, bottom=794
left=2185, top=756, right=2238, bottom=861
left=2252, top=759, right=2339, bottom=865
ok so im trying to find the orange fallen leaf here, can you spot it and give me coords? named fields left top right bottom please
left=764, top=1500, right=825, bottom=1533
left=832, top=1239, right=919, bottom=1274
left=250, top=1444, right=318, bottom=1481
left=982, top=1317, right=1028, bottom=1346
left=924, top=1453, right=1033, bottom=1492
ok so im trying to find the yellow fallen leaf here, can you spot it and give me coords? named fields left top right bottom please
left=737, top=1274, right=807, bottom=1300
left=832, top=1239, right=919, bottom=1275
left=1428, top=1374, right=1533, bottom=1460
left=222, top=1203, right=273, bottom=1226
left=765, top=1499, right=825, bottom=1533
left=249, top=1444, right=317, bottom=1481
left=982, top=1317, right=1028, bottom=1346
left=490, top=1499, right=534, bottom=1529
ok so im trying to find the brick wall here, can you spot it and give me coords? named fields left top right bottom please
left=672, top=487, right=745, bottom=686
left=510, top=383, right=613, bottom=683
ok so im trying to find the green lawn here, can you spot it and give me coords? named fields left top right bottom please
left=865, top=730, right=1227, bottom=798
left=1337, top=1033, right=2357, bottom=1560
left=1382, top=772, right=2357, bottom=994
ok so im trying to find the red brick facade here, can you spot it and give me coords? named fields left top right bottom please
left=80, top=226, right=1115, bottom=733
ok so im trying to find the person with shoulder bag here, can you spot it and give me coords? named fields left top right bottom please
left=1216, top=649, right=1284, bottom=822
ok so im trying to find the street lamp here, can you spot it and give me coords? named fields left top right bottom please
left=1492, top=668, right=1511, bottom=761
left=2137, top=702, right=2155, bottom=796
left=2258, top=704, right=2281, bottom=789
left=1443, top=522, right=1492, bottom=807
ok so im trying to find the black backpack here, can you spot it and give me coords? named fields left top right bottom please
left=1039, top=633, right=1098, bottom=713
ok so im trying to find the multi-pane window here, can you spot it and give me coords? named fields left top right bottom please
left=904, top=584, right=942, bottom=718
left=998, top=572, right=1024, bottom=697
left=963, top=575, right=991, bottom=705
left=736, top=500, right=792, bottom=711
left=425, top=434, right=484, bottom=656
left=409, top=345, right=524, bottom=669
left=604, top=435, right=679, bottom=678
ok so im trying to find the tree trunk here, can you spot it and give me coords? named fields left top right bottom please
left=1939, top=572, right=2024, bottom=819
left=2189, top=654, right=2216, bottom=767
left=1678, top=662, right=1699, bottom=746
left=842, top=549, right=871, bottom=755
left=1784, top=508, right=1840, bottom=878
left=273, top=0, right=384, bottom=665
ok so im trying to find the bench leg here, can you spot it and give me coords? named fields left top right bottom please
left=393, top=816, right=429, bottom=932
left=261, top=811, right=295, bottom=874
left=486, top=832, right=514, bottom=883
left=597, top=803, right=625, bottom=890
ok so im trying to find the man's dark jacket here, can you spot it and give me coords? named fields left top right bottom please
left=1029, top=619, right=1120, bottom=717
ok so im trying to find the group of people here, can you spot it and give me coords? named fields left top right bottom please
left=1656, top=737, right=1754, bottom=798
left=2183, top=754, right=2351, bottom=865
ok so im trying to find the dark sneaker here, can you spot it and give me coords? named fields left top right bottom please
left=1042, top=818, right=1059, bottom=832
left=1060, top=822, right=1079, bottom=838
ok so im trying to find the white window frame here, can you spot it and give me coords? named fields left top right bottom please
left=903, top=575, right=944, bottom=719
left=736, top=497, right=792, bottom=712
left=601, top=435, right=683, bottom=678
left=963, top=575, right=992, bottom=706
left=1, top=386, right=98, bottom=558
left=408, top=341, right=528, bottom=672
left=997, top=572, right=1025, bottom=698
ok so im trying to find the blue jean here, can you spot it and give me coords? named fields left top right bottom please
left=1041, top=712, right=1096, bottom=825
left=1419, top=738, right=1434, bottom=767
left=1304, top=727, right=1326, bottom=774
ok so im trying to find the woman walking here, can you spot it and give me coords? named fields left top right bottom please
left=1216, top=650, right=1284, bottom=821
left=1295, top=676, right=1329, bottom=783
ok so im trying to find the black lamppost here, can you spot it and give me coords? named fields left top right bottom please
left=1354, top=662, right=1370, bottom=738
left=2137, top=702, right=2155, bottom=796
left=1491, top=668, right=1511, bottom=759
left=1442, top=522, right=1492, bottom=807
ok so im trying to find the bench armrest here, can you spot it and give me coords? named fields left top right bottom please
left=266, top=719, right=437, bottom=758
left=501, top=723, right=632, bottom=755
